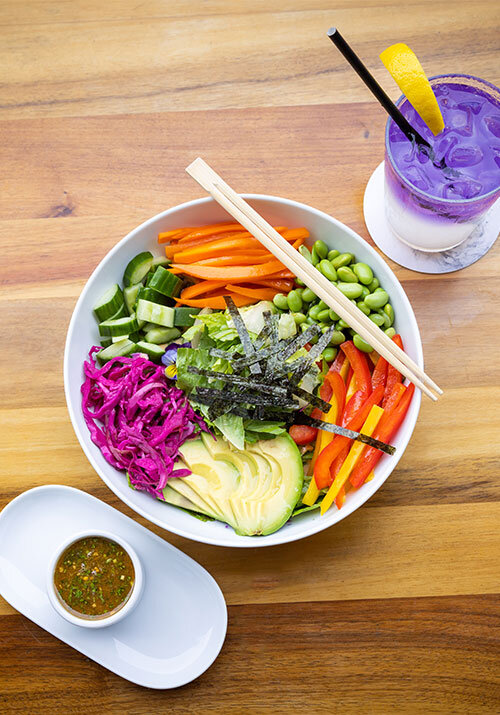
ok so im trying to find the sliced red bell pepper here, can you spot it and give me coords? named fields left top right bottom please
left=331, top=444, right=349, bottom=507
left=382, top=334, right=404, bottom=407
left=289, top=424, right=317, bottom=445
left=383, top=382, right=406, bottom=414
left=343, top=390, right=365, bottom=426
left=350, top=383, right=415, bottom=489
left=329, top=351, right=345, bottom=375
left=341, top=341, right=372, bottom=395
left=314, top=384, right=384, bottom=489
left=371, top=356, right=388, bottom=390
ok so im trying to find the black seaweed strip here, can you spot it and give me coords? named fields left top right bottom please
left=275, top=324, right=321, bottom=362
left=296, top=415, right=396, bottom=455
left=230, top=346, right=275, bottom=369
left=209, top=347, right=238, bottom=361
left=224, top=296, right=261, bottom=375
left=194, top=386, right=299, bottom=409
left=253, top=314, right=273, bottom=350
left=288, top=327, right=336, bottom=387
left=290, top=385, right=331, bottom=413
left=187, top=366, right=288, bottom=396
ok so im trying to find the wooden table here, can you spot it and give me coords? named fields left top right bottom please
left=1, top=2, right=499, bottom=712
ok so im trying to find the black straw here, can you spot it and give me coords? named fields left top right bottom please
left=327, top=27, right=431, bottom=151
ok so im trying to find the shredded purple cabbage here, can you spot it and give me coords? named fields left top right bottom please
left=81, top=347, right=210, bottom=499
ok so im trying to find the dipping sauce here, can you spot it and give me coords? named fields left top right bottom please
left=53, top=536, right=134, bottom=618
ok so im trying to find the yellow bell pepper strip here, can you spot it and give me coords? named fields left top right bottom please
left=345, top=374, right=357, bottom=403
left=320, top=404, right=384, bottom=514
left=339, top=357, right=350, bottom=382
left=365, top=470, right=376, bottom=483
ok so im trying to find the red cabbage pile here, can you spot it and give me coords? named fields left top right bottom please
left=81, top=347, right=210, bottom=498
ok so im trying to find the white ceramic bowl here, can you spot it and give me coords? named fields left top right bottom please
left=47, top=529, right=143, bottom=628
left=64, top=195, right=422, bottom=547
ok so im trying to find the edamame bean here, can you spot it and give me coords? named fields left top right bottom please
left=359, top=286, right=370, bottom=299
left=337, top=319, right=350, bottom=330
left=369, top=313, right=385, bottom=327
left=295, top=278, right=305, bottom=287
left=320, top=324, right=331, bottom=334
left=306, top=316, right=316, bottom=325
left=308, top=304, right=322, bottom=321
left=311, top=246, right=321, bottom=265
left=313, top=240, right=329, bottom=259
left=373, top=286, right=386, bottom=293
left=337, top=266, right=358, bottom=283
left=292, top=312, right=307, bottom=325
left=317, top=299, right=328, bottom=311
left=298, top=245, right=313, bottom=264
left=327, top=249, right=340, bottom=261
left=319, top=259, right=338, bottom=281
left=329, top=330, right=346, bottom=345
left=337, top=282, right=364, bottom=299
left=331, top=252, right=354, bottom=269
left=353, top=334, right=374, bottom=352
left=301, top=287, right=316, bottom=302
left=353, top=262, right=374, bottom=285
left=329, top=308, right=340, bottom=321
left=323, top=347, right=337, bottom=362
left=365, top=290, right=389, bottom=309
left=357, top=301, right=371, bottom=316
left=368, top=277, right=380, bottom=292
left=287, top=289, right=303, bottom=312
left=385, top=327, right=396, bottom=338
left=273, top=293, right=289, bottom=310
left=317, top=309, right=331, bottom=322
left=384, top=303, right=395, bottom=326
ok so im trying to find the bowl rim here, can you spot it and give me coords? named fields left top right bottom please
left=64, top=193, right=422, bottom=547
left=46, top=528, right=143, bottom=628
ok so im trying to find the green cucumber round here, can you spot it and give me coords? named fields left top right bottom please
left=98, top=314, right=139, bottom=337
left=93, top=284, right=124, bottom=321
left=123, top=252, right=153, bottom=287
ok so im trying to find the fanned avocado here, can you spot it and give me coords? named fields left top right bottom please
left=162, top=433, right=303, bottom=536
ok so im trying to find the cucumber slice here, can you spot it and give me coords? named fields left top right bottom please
left=97, top=339, right=138, bottom=364
left=99, top=315, right=139, bottom=337
left=100, top=337, right=113, bottom=348
left=144, top=327, right=181, bottom=344
left=137, top=286, right=172, bottom=306
left=123, top=252, right=153, bottom=287
left=112, top=331, right=141, bottom=344
left=124, top=284, right=142, bottom=315
left=135, top=341, right=166, bottom=362
left=136, top=299, right=175, bottom=327
left=147, top=266, right=182, bottom=297
left=93, top=284, right=124, bottom=321
left=174, top=306, right=201, bottom=327
left=151, top=256, right=171, bottom=269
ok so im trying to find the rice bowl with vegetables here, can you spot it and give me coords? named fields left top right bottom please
left=64, top=195, right=422, bottom=547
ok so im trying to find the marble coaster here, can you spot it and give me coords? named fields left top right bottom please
left=363, top=161, right=500, bottom=274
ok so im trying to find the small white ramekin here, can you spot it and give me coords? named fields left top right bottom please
left=47, top=529, right=143, bottom=628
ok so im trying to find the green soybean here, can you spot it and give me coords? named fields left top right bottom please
left=331, top=252, right=354, bottom=269
left=301, top=287, right=316, bottom=302
left=313, top=240, right=328, bottom=259
left=295, top=277, right=305, bottom=287
left=327, top=249, right=340, bottom=261
left=287, top=289, right=303, bottom=312
left=359, top=286, right=370, bottom=300
left=353, top=262, right=374, bottom=285
left=329, top=308, right=340, bottom=321
left=368, top=277, right=380, bottom=292
left=329, top=330, right=346, bottom=345
left=317, top=309, right=331, bottom=322
left=311, top=246, right=321, bottom=265
left=384, top=303, right=395, bottom=326
left=300, top=322, right=310, bottom=333
left=353, top=334, right=374, bottom=352
left=299, top=245, right=313, bottom=264
left=320, top=324, right=331, bottom=334
left=323, top=347, right=337, bottom=362
left=319, top=259, right=338, bottom=281
left=305, top=316, right=315, bottom=326
left=337, top=319, right=350, bottom=330
left=308, top=304, right=322, bottom=321
left=369, top=312, right=386, bottom=327
left=356, top=301, right=371, bottom=316
left=292, top=312, right=307, bottom=325
left=385, top=327, right=396, bottom=338
left=317, top=299, right=328, bottom=311
left=337, top=282, right=364, bottom=299
left=273, top=293, right=289, bottom=311
left=365, top=290, right=389, bottom=309
left=337, top=266, right=358, bottom=283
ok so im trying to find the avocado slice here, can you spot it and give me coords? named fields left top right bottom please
left=164, top=433, right=303, bottom=536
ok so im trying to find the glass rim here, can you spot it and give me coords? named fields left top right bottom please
left=385, top=73, right=500, bottom=205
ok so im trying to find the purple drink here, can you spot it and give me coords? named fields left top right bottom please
left=385, top=74, right=500, bottom=251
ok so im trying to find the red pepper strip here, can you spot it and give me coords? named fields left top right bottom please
left=343, top=389, right=365, bottom=426
left=331, top=445, right=350, bottom=507
left=341, top=341, right=372, bottom=395
left=346, top=365, right=353, bottom=387
left=314, top=384, right=384, bottom=489
left=384, top=382, right=406, bottom=414
left=350, top=383, right=415, bottom=489
left=382, top=334, right=404, bottom=407
left=335, top=486, right=346, bottom=509
left=329, top=351, right=345, bottom=374
left=371, top=356, right=388, bottom=390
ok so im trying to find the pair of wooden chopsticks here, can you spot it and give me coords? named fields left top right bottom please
left=185, top=157, right=442, bottom=401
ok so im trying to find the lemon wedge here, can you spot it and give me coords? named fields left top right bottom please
left=380, top=42, right=444, bottom=136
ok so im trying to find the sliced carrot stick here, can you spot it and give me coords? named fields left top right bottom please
left=158, top=228, right=195, bottom=244
left=179, top=223, right=244, bottom=240
left=180, top=280, right=227, bottom=300
left=225, top=284, right=278, bottom=301
left=175, top=292, right=255, bottom=309
left=170, top=259, right=287, bottom=281
left=164, top=233, right=248, bottom=257
left=281, top=228, right=310, bottom=241
left=196, top=253, right=271, bottom=267
left=173, top=237, right=264, bottom=263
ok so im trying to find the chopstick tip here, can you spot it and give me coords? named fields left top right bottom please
left=327, top=27, right=337, bottom=37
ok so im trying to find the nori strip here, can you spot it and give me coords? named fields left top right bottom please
left=290, top=385, right=331, bottom=413
left=187, top=366, right=289, bottom=397
left=224, top=295, right=261, bottom=375
left=209, top=347, right=239, bottom=361
left=193, top=386, right=299, bottom=409
left=296, top=415, right=396, bottom=455
left=274, top=323, right=321, bottom=362
left=253, top=314, right=273, bottom=350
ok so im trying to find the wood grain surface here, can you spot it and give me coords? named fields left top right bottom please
left=1, top=1, right=500, bottom=713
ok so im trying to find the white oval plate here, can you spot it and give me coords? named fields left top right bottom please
left=0, top=485, right=227, bottom=688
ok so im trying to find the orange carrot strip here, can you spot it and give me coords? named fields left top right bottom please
left=158, top=228, right=195, bottom=244
left=280, top=228, right=310, bottom=241
left=164, top=233, right=248, bottom=257
left=180, top=280, right=227, bottom=300
left=174, top=237, right=265, bottom=263
left=175, top=293, right=255, bottom=309
left=225, top=284, right=278, bottom=301
left=171, top=259, right=287, bottom=281
left=196, top=252, right=271, bottom=267
left=180, top=223, right=244, bottom=240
